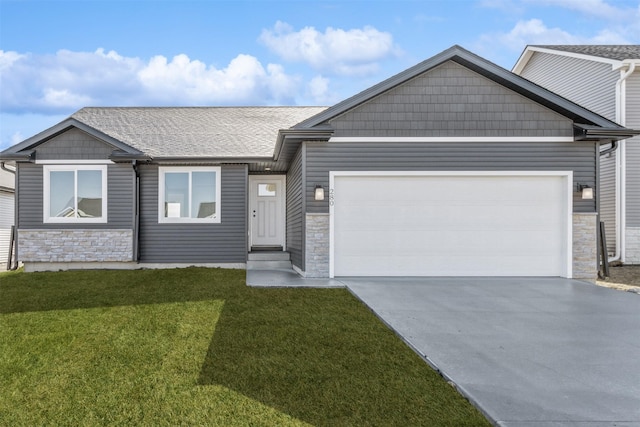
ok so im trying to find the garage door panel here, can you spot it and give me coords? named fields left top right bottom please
left=332, top=174, right=569, bottom=277
left=336, top=254, right=562, bottom=277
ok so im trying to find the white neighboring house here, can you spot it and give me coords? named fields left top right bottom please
left=514, top=45, right=640, bottom=264
left=0, top=165, right=15, bottom=270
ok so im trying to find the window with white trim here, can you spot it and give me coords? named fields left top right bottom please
left=43, top=165, right=108, bottom=223
left=158, top=167, right=221, bottom=223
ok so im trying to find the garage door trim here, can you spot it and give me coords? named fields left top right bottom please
left=329, top=170, right=574, bottom=278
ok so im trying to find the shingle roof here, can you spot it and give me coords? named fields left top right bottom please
left=70, top=106, right=327, bottom=158
left=530, top=45, right=640, bottom=61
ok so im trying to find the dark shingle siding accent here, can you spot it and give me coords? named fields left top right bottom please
left=36, top=128, right=115, bottom=160
left=330, top=61, right=574, bottom=137
left=532, top=45, right=640, bottom=61
left=138, top=164, right=247, bottom=263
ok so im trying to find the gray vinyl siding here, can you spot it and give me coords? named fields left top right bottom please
left=626, top=72, right=640, bottom=226
left=286, top=146, right=304, bottom=270
left=304, top=141, right=597, bottom=214
left=599, top=153, right=617, bottom=253
left=331, top=61, right=573, bottom=138
left=138, top=164, right=247, bottom=263
left=17, top=162, right=134, bottom=229
left=35, top=128, right=116, bottom=160
left=518, top=52, right=618, bottom=120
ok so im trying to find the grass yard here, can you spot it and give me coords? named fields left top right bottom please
left=0, top=268, right=489, bottom=426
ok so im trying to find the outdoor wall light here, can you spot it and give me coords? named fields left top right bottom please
left=577, top=183, right=594, bottom=200
left=314, top=185, right=325, bottom=201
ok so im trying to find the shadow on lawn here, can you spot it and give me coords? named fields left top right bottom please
left=1, top=268, right=488, bottom=426
left=0, top=268, right=245, bottom=314
left=197, top=285, right=487, bottom=426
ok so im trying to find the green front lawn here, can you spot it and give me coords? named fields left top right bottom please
left=0, top=268, right=489, bottom=426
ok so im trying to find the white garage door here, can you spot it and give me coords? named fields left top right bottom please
left=331, top=172, right=571, bottom=277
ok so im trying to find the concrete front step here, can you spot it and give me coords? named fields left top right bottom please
left=247, top=251, right=293, bottom=270
left=248, top=251, right=291, bottom=261
left=247, top=260, right=293, bottom=270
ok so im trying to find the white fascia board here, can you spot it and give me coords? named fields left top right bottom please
left=613, top=59, right=640, bottom=72
left=329, top=136, right=575, bottom=143
left=513, top=46, right=622, bottom=74
left=36, top=160, right=114, bottom=165
left=329, top=170, right=573, bottom=178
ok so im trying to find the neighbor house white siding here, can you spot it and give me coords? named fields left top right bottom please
left=626, top=72, right=640, bottom=227
left=518, top=50, right=624, bottom=256
left=0, top=190, right=14, bottom=270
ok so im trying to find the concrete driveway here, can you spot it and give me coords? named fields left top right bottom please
left=343, top=277, right=640, bottom=427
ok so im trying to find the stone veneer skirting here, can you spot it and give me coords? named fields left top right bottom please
left=304, top=213, right=329, bottom=278
left=303, top=212, right=598, bottom=281
left=625, top=227, right=640, bottom=265
left=572, top=213, right=597, bottom=281
left=19, top=229, right=133, bottom=263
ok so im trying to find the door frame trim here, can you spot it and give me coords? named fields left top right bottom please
left=248, top=175, right=286, bottom=250
left=329, top=170, right=573, bottom=278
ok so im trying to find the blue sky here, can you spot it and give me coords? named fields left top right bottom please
left=1, top=0, right=639, bottom=150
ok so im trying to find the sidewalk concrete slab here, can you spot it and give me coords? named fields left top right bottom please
left=246, top=268, right=346, bottom=288
left=343, top=277, right=640, bottom=427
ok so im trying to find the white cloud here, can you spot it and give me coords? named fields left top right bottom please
left=477, top=18, right=631, bottom=57
left=10, top=131, right=23, bottom=145
left=0, top=48, right=302, bottom=115
left=0, top=50, right=24, bottom=70
left=259, top=21, right=398, bottom=76
left=307, top=75, right=335, bottom=105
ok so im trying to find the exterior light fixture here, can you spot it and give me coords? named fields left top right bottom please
left=577, top=183, right=594, bottom=200
left=314, top=185, right=325, bottom=201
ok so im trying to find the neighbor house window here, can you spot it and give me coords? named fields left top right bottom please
left=43, top=165, right=108, bottom=223
left=158, top=167, right=221, bottom=223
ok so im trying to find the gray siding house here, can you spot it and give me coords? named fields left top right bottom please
left=513, top=45, right=640, bottom=264
left=1, top=45, right=637, bottom=281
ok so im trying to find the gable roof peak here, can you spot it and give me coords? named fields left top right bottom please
left=295, top=44, right=626, bottom=131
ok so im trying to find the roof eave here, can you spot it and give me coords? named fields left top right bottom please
left=574, top=124, right=640, bottom=141
left=273, top=128, right=334, bottom=161
left=0, top=150, right=35, bottom=162
left=149, top=156, right=276, bottom=164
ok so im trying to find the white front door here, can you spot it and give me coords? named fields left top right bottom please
left=249, top=175, right=286, bottom=249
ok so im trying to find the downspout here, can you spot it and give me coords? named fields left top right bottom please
left=1, top=162, right=18, bottom=270
left=611, top=61, right=637, bottom=263
left=132, top=161, right=141, bottom=262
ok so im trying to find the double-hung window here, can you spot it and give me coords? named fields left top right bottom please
left=43, top=165, right=108, bottom=223
left=158, top=167, right=221, bottom=223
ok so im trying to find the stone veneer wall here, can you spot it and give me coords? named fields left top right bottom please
left=19, top=229, right=133, bottom=263
left=573, top=213, right=598, bottom=281
left=625, top=227, right=640, bottom=264
left=304, top=214, right=329, bottom=278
